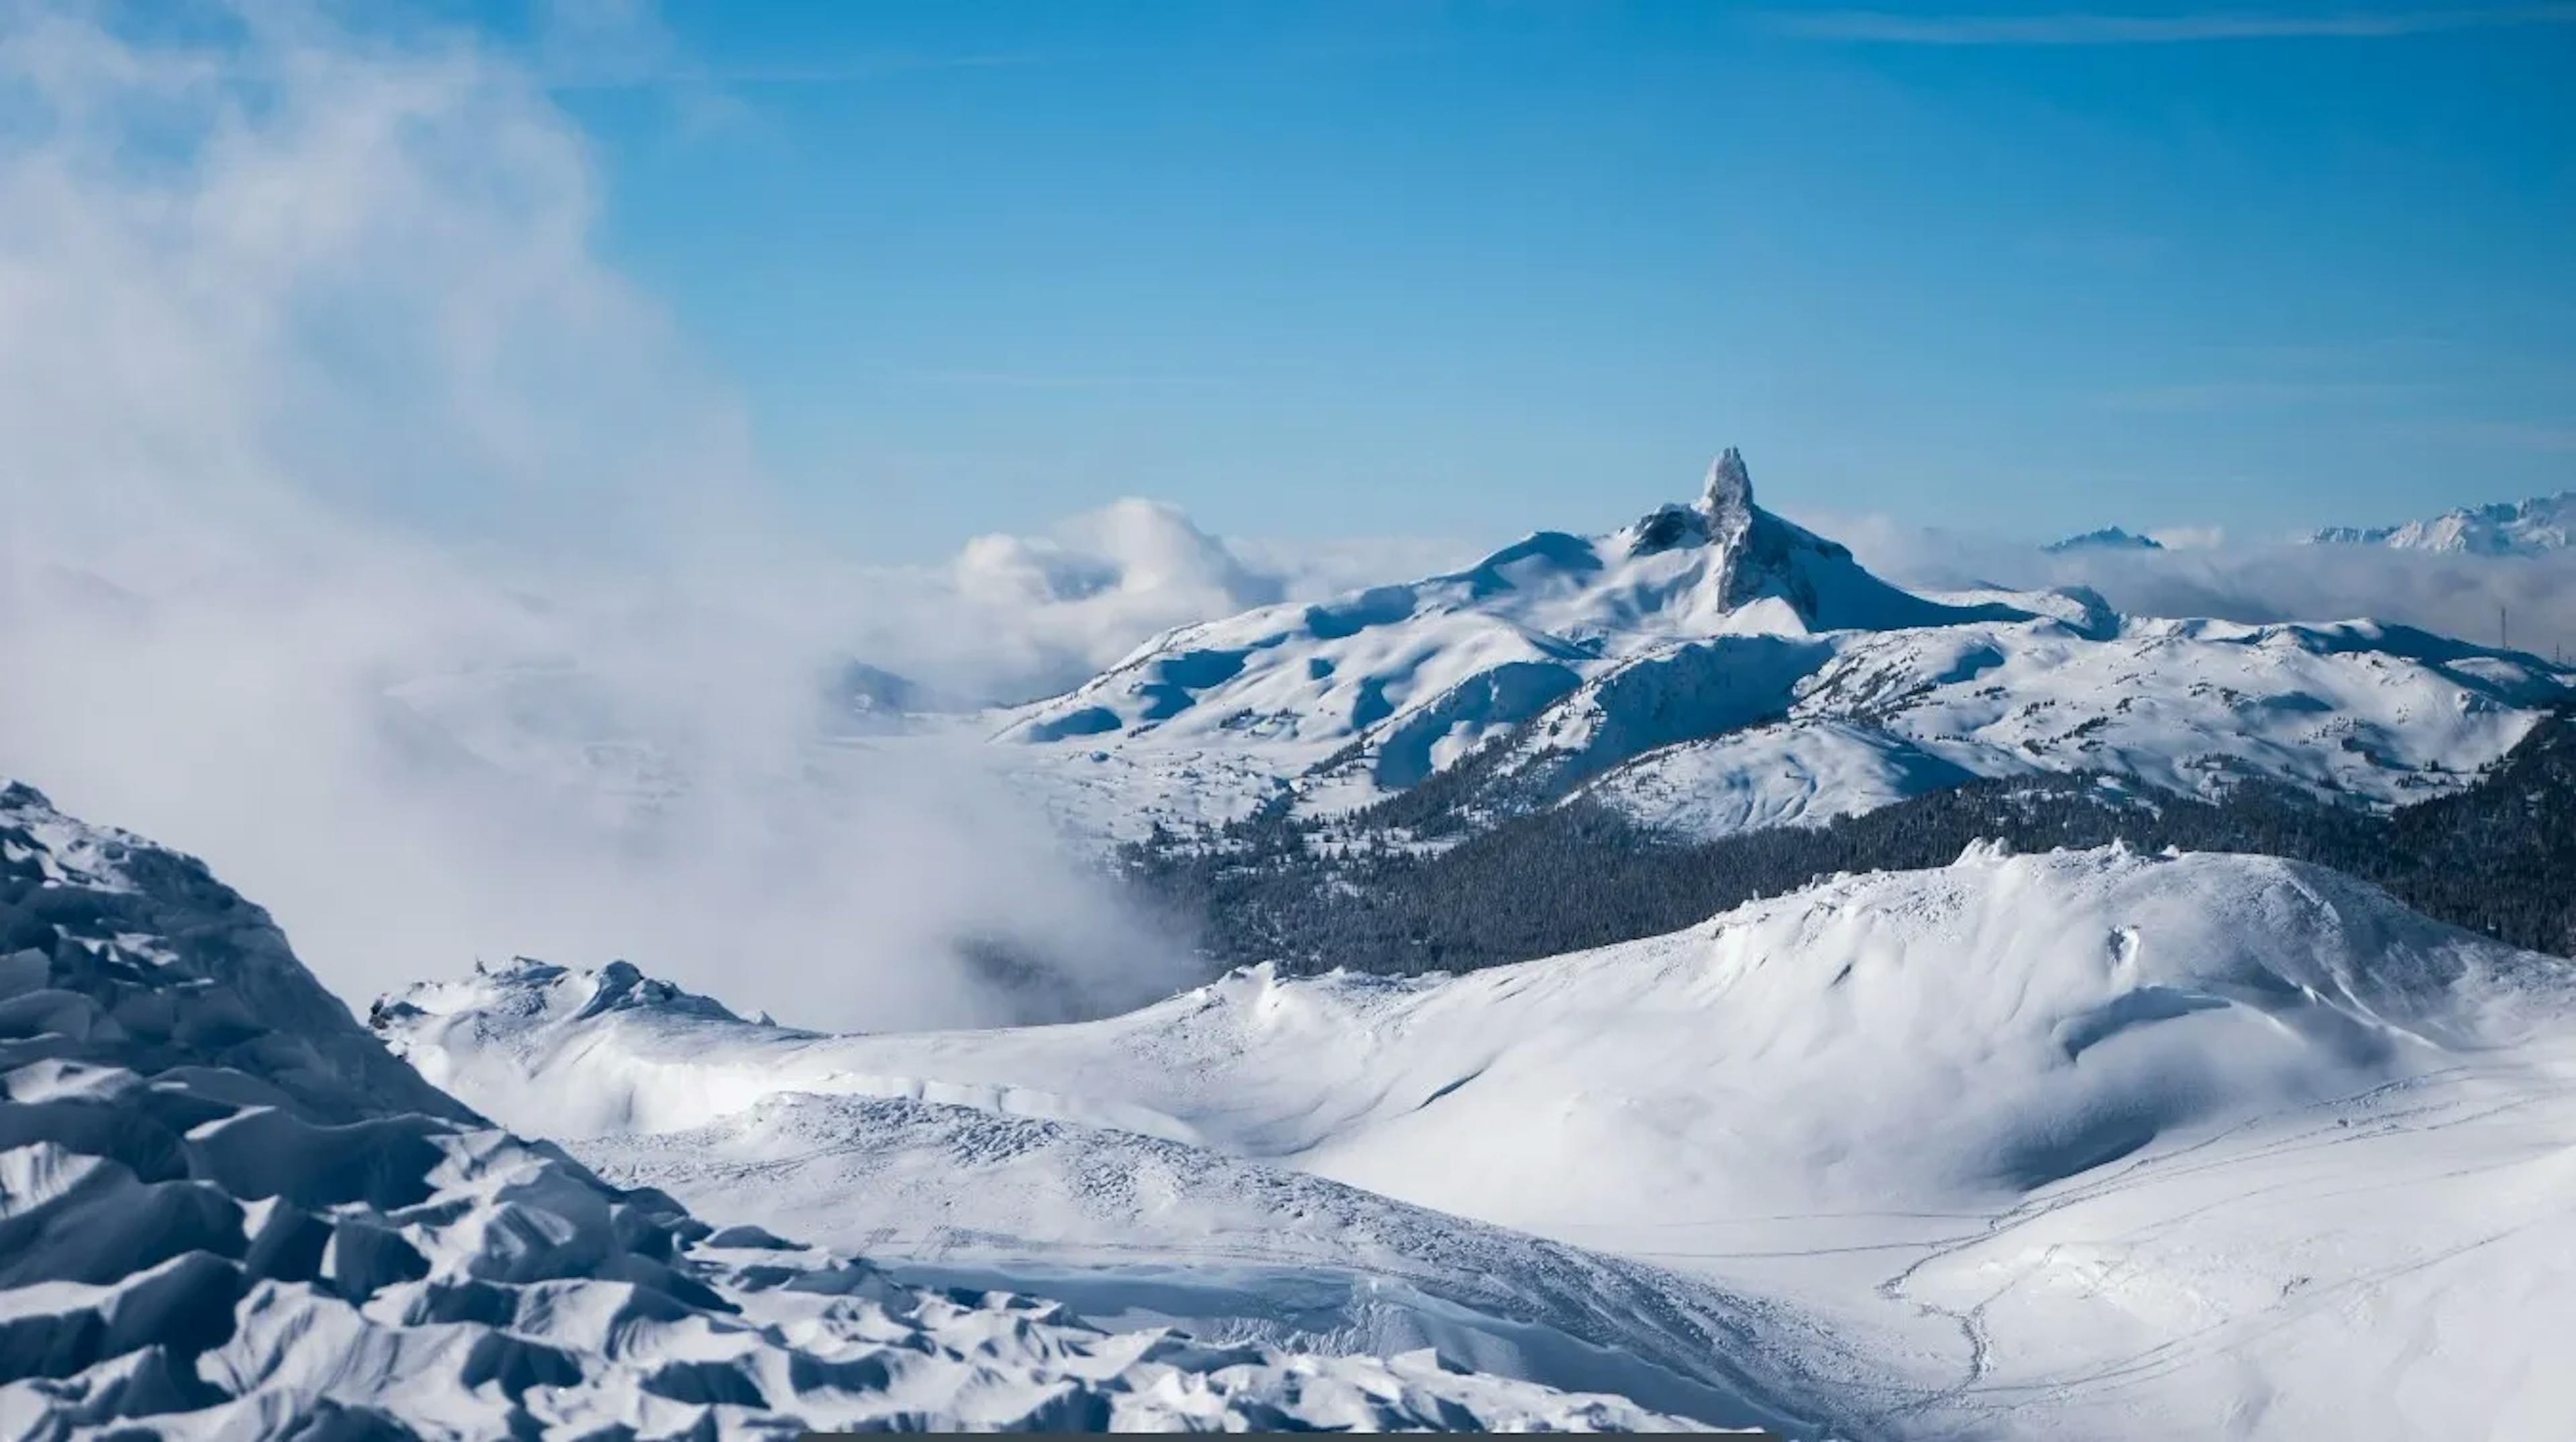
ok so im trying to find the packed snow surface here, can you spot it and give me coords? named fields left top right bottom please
left=388, top=842, right=2576, bottom=1440
left=0, top=779, right=1728, bottom=1437
left=987, top=451, right=2569, bottom=843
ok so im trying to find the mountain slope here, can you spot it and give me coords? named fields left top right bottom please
left=0, top=779, right=1720, bottom=1437
left=2306, top=490, right=2575, bottom=555
left=1132, top=701, right=2576, bottom=980
left=384, top=843, right=2576, bottom=1439
left=370, top=959, right=1864, bottom=1433
left=1572, top=613, right=2562, bottom=842
left=993, top=451, right=2570, bottom=844
left=571, top=1093, right=1849, bottom=1434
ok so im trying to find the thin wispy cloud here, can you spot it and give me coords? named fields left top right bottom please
left=1765, top=5, right=2576, bottom=45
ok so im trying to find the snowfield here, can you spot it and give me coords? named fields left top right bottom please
left=385, top=841, right=2576, bottom=1441
left=986, top=452, right=2570, bottom=844
left=574, top=1093, right=1843, bottom=1433
left=0, top=779, right=1734, bottom=1437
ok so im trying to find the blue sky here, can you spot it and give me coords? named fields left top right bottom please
left=481, top=1, right=2572, bottom=559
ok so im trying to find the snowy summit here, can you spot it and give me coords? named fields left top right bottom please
left=992, top=450, right=2574, bottom=844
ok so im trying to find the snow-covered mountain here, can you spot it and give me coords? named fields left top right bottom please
left=2306, top=490, right=2576, bottom=555
left=0, top=779, right=1723, bottom=1437
left=382, top=842, right=2576, bottom=1441
left=994, top=451, right=2571, bottom=843
left=2044, top=525, right=2163, bottom=553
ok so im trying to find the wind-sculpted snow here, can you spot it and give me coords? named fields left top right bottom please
left=989, top=451, right=2572, bottom=844
left=387, top=842, right=2576, bottom=1438
left=0, top=781, right=1723, bottom=1437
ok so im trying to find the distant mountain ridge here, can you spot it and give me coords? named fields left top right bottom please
left=2045, top=525, right=2163, bottom=553
left=2306, top=490, right=2575, bottom=555
left=993, top=450, right=2574, bottom=846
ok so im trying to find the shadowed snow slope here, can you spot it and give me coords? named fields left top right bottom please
left=987, top=451, right=2570, bottom=844
left=0, top=779, right=1729, bottom=1437
left=386, top=844, right=2576, bottom=1439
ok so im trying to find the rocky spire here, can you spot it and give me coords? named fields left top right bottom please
left=1700, top=447, right=1754, bottom=530
left=1625, top=447, right=1759, bottom=558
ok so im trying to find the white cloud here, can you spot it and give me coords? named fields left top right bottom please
left=2145, top=524, right=2229, bottom=551
left=845, top=501, right=1470, bottom=706
left=0, top=0, right=1198, bottom=1030
left=1807, top=508, right=2576, bottom=664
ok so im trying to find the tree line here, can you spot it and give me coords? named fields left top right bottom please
left=1120, top=708, right=2576, bottom=977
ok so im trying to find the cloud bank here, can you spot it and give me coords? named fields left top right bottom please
left=1803, top=508, right=2576, bottom=664
left=841, top=502, right=1468, bottom=707
left=0, top=0, right=1210, bottom=1030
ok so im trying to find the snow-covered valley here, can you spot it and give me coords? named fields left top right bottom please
left=377, top=841, right=2576, bottom=1440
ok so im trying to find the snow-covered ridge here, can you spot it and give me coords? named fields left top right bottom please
left=390, top=841, right=2576, bottom=1212
left=0, top=779, right=1723, bottom=1436
left=384, top=841, right=2576, bottom=1437
left=998, top=449, right=2020, bottom=759
left=986, top=451, right=2573, bottom=843
left=377, top=957, right=1209, bottom=1144
left=2306, top=490, right=2576, bottom=555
